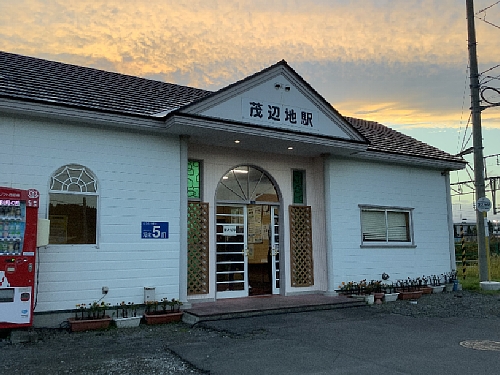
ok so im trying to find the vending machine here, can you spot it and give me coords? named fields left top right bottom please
left=0, top=187, right=39, bottom=329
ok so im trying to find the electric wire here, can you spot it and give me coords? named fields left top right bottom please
left=476, top=0, right=500, bottom=15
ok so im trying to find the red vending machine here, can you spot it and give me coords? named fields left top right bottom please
left=0, top=187, right=39, bottom=329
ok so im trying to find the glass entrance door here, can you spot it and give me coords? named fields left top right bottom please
left=216, top=205, right=248, bottom=298
left=270, top=206, right=280, bottom=294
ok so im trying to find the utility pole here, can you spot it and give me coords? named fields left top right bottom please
left=466, top=0, right=489, bottom=281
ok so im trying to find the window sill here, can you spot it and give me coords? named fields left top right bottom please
left=360, top=244, right=417, bottom=249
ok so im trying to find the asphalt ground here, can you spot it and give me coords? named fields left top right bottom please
left=2, top=292, right=500, bottom=374
left=180, top=307, right=500, bottom=375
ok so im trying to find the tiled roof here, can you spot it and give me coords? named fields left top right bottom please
left=346, top=117, right=463, bottom=163
left=0, top=51, right=464, bottom=165
left=0, top=51, right=211, bottom=116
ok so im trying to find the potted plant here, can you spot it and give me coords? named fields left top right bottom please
left=396, top=278, right=422, bottom=300
left=429, top=275, right=445, bottom=293
left=381, top=282, right=399, bottom=302
left=419, top=276, right=432, bottom=294
left=113, top=301, right=142, bottom=328
left=443, top=271, right=457, bottom=292
left=443, top=271, right=458, bottom=292
left=143, top=298, right=183, bottom=325
left=68, top=301, right=112, bottom=332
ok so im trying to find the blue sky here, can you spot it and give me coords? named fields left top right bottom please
left=1, top=0, right=499, bottom=221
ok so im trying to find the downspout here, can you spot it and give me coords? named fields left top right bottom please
left=179, top=135, right=190, bottom=307
left=444, top=171, right=456, bottom=271
left=322, top=154, right=337, bottom=295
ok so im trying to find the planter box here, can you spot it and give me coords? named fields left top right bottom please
left=114, top=316, right=142, bottom=328
left=383, top=293, right=399, bottom=302
left=419, top=287, right=433, bottom=294
left=430, top=285, right=444, bottom=294
left=397, top=290, right=422, bottom=300
left=68, top=316, right=112, bottom=332
left=143, top=312, right=183, bottom=325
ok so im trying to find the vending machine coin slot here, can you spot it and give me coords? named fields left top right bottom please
left=20, top=292, right=30, bottom=302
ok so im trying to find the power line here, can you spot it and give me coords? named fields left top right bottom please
left=476, top=0, right=500, bottom=15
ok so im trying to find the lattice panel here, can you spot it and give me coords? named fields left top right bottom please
left=289, top=205, right=314, bottom=287
left=188, top=202, right=209, bottom=295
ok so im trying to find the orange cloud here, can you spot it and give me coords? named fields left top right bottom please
left=2, top=0, right=498, bottom=86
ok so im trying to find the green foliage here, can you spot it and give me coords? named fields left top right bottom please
left=458, top=254, right=500, bottom=292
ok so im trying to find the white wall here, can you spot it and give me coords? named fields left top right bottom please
left=1, top=114, right=182, bottom=312
left=327, top=157, right=453, bottom=290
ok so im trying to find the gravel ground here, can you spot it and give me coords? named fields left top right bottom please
left=1, top=290, right=499, bottom=374
left=371, top=289, right=500, bottom=318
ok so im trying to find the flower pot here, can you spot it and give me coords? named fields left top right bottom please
left=419, top=287, right=433, bottom=294
left=68, top=316, right=112, bottom=332
left=445, top=283, right=454, bottom=292
left=383, top=293, right=399, bottom=302
left=373, top=292, right=384, bottom=305
left=364, top=294, right=375, bottom=305
left=143, top=311, right=183, bottom=325
left=430, top=285, right=444, bottom=294
left=397, top=290, right=422, bottom=300
left=114, top=316, right=142, bottom=328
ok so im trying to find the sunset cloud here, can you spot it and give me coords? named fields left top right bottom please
left=1, top=0, right=499, bottom=134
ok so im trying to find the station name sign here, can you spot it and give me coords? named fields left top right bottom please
left=242, top=97, right=319, bottom=132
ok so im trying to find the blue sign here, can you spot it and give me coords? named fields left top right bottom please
left=141, top=222, right=169, bottom=239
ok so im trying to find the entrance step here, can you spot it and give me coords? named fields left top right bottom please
left=183, top=294, right=366, bottom=325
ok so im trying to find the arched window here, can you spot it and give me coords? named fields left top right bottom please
left=48, top=164, right=98, bottom=244
left=216, top=165, right=278, bottom=203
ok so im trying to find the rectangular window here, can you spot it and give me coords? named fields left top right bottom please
left=49, top=194, right=97, bottom=244
left=360, top=206, right=413, bottom=245
left=188, top=160, right=202, bottom=200
left=292, top=170, right=305, bottom=204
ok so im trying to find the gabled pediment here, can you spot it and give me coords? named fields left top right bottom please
left=178, top=61, right=367, bottom=142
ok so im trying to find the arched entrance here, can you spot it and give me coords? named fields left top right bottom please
left=215, top=165, right=281, bottom=298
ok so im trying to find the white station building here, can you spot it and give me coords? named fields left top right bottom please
left=0, top=51, right=466, bottom=316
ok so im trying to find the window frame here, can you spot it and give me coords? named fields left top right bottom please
left=48, top=164, right=99, bottom=247
left=188, top=159, right=203, bottom=201
left=359, top=205, right=415, bottom=248
left=292, top=169, right=306, bottom=205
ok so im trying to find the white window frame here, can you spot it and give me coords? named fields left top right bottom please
left=359, top=205, right=415, bottom=248
left=48, top=164, right=99, bottom=247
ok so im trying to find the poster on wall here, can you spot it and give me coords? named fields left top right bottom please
left=248, top=206, right=263, bottom=244
left=48, top=215, right=68, bottom=244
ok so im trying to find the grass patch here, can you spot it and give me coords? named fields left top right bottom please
left=457, top=254, right=500, bottom=292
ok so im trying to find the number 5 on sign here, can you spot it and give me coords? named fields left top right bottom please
left=152, top=226, right=161, bottom=238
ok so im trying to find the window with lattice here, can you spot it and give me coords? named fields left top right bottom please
left=289, top=205, right=314, bottom=287
left=48, top=164, right=98, bottom=245
left=188, top=202, right=209, bottom=295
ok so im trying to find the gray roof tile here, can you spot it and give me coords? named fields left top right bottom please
left=0, top=51, right=464, bottom=165
left=346, top=117, right=463, bottom=163
left=0, top=51, right=211, bottom=116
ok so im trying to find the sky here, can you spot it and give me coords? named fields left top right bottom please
left=1, top=0, right=500, bottom=223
